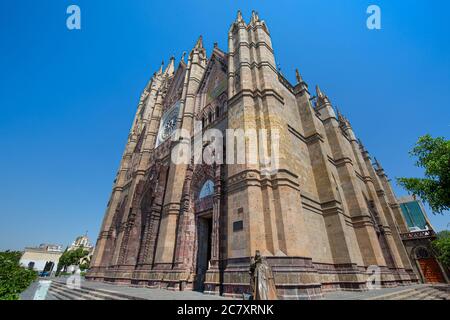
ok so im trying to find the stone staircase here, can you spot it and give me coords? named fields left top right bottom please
left=47, top=280, right=146, bottom=300
left=367, top=285, right=450, bottom=300
left=47, top=279, right=449, bottom=300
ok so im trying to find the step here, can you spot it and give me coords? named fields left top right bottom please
left=47, top=291, right=66, bottom=300
left=405, top=291, right=438, bottom=300
left=425, top=288, right=450, bottom=300
left=48, top=286, right=86, bottom=300
left=394, top=287, right=436, bottom=300
left=45, top=290, right=65, bottom=300
left=51, top=281, right=126, bottom=300
left=370, top=285, right=438, bottom=300
left=368, top=286, right=427, bottom=300
left=432, top=292, right=450, bottom=300
left=51, top=279, right=146, bottom=300
left=432, top=285, right=450, bottom=294
left=49, top=285, right=108, bottom=301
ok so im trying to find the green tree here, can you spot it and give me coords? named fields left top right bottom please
left=0, top=251, right=37, bottom=300
left=432, top=235, right=450, bottom=268
left=397, top=135, right=450, bottom=214
left=56, top=247, right=90, bottom=275
left=79, top=254, right=91, bottom=271
left=436, top=230, right=450, bottom=239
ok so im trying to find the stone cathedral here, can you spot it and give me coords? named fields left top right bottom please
left=87, top=11, right=418, bottom=299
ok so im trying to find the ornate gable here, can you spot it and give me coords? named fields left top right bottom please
left=195, top=49, right=228, bottom=120
left=163, top=62, right=187, bottom=112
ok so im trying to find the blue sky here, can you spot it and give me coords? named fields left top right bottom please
left=0, top=0, right=448, bottom=251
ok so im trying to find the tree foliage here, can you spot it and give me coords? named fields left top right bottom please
left=56, top=247, right=90, bottom=275
left=0, top=251, right=37, bottom=300
left=436, top=230, right=450, bottom=239
left=397, top=135, right=450, bottom=214
left=432, top=231, right=450, bottom=268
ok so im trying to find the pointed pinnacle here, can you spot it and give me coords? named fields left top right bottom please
left=316, top=85, right=324, bottom=98
left=335, top=106, right=344, bottom=121
left=251, top=10, right=259, bottom=23
left=295, top=69, right=303, bottom=84
left=157, top=60, right=164, bottom=75
left=374, top=157, right=382, bottom=169
left=181, top=51, right=186, bottom=62
left=164, top=56, right=175, bottom=76
left=195, top=35, right=203, bottom=49
left=237, top=10, right=243, bottom=22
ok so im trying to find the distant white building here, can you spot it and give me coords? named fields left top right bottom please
left=19, top=244, right=63, bottom=273
left=66, top=235, right=95, bottom=273
left=68, top=235, right=94, bottom=252
left=19, top=235, right=96, bottom=274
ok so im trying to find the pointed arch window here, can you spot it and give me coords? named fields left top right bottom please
left=215, top=106, right=220, bottom=119
left=199, top=180, right=214, bottom=199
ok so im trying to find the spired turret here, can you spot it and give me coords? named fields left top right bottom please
left=294, top=69, right=309, bottom=95
left=163, top=56, right=176, bottom=77
left=314, top=85, right=336, bottom=120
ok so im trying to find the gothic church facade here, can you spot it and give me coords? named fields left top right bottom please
left=87, top=12, right=418, bottom=299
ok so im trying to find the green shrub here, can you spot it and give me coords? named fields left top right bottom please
left=0, top=251, right=37, bottom=300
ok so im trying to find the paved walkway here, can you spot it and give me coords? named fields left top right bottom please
left=22, top=277, right=446, bottom=300
left=70, top=278, right=231, bottom=300
left=22, top=277, right=231, bottom=300
left=322, top=284, right=426, bottom=300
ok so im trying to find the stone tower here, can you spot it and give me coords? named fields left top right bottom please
left=87, top=11, right=418, bottom=299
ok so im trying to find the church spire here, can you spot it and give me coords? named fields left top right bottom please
left=236, top=10, right=244, bottom=23
left=316, top=85, right=324, bottom=99
left=157, top=60, right=164, bottom=75
left=335, top=105, right=341, bottom=118
left=195, top=35, right=204, bottom=49
left=295, top=69, right=303, bottom=84
left=251, top=10, right=260, bottom=24
left=181, top=51, right=186, bottom=63
left=335, top=105, right=344, bottom=122
left=233, top=10, right=247, bottom=27
left=164, top=56, right=175, bottom=76
left=294, top=68, right=309, bottom=95
left=315, top=85, right=332, bottom=107
left=189, top=35, right=207, bottom=68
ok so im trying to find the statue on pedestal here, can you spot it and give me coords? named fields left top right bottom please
left=249, top=250, right=278, bottom=300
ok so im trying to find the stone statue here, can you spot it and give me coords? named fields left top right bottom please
left=249, top=250, right=278, bottom=300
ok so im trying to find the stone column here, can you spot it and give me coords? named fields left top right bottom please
left=153, top=37, right=207, bottom=269
left=89, top=74, right=161, bottom=276
left=317, top=95, right=386, bottom=269
left=296, top=82, right=365, bottom=288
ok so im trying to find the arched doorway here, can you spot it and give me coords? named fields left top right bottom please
left=173, top=162, right=223, bottom=294
left=414, top=246, right=445, bottom=283
left=193, top=179, right=215, bottom=292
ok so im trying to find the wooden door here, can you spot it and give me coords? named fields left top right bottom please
left=418, top=258, right=445, bottom=283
